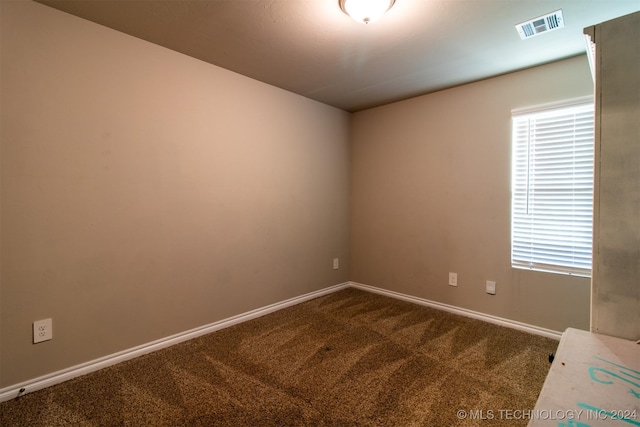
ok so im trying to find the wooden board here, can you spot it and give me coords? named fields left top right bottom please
left=528, top=328, right=640, bottom=427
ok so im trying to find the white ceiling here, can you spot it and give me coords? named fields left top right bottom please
left=36, top=0, right=640, bottom=112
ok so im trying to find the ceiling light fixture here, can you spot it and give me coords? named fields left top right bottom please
left=339, top=0, right=396, bottom=24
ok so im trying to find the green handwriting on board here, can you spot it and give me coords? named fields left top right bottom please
left=568, top=356, right=640, bottom=426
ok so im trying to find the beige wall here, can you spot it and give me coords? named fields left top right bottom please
left=350, top=56, right=594, bottom=333
left=0, top=0, right=611, bottom=392
left=0, top=1, right=350, bottom=387
left=590, top=11, right=640, bottom=340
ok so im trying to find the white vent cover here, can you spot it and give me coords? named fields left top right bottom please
left=516, top=10, right=564, bottom=40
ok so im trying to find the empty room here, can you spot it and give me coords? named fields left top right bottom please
left=1, top=0, right=638, bottom=425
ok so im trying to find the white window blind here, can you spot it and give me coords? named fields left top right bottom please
left=511, top=100, right=594, bottom=277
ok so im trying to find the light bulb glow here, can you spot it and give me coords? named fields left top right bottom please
left=340, top=0, right=395, bottom=24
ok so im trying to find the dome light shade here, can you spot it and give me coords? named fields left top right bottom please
left=339, top=0, right=396, bottom=24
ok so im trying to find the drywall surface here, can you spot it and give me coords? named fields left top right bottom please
left=0, top=1, right=350, bottom=387
left=350, top=56, right=594, bottom=333
left=590, top=11, right=640, bottom=340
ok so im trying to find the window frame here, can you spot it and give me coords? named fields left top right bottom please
left=510, top=96, right=595, bottom=277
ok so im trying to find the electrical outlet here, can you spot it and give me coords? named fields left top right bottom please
left=333, top=258, right=339, bottom=270
left=486, top=280, right=496, bottom=295
left=33, top=318, right=52, bottom=343
left=448, top=272, right=457, bottom=287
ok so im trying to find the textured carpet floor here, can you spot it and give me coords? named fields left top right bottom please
left=0, top=288, right=557, bottom=426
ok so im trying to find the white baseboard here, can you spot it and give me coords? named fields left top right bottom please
left=349, top=281, right=563, bottom=341
left=1, top=280, right=560, bottom=403
left=0, top=282, right=350, bottom=403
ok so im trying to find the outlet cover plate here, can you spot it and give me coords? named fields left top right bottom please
left=33, top=318, right=52, bottom=343
left=486, top=281, right=496, bottom=295
left=449, top=272, right=458, bottom=287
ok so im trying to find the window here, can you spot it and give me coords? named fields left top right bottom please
left=511, top=99, right=594, bottom=277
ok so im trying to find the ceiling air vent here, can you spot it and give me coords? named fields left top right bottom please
left=516, top=10, right=564, bottom=40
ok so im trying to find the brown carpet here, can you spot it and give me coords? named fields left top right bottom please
left=0, top=288, right=557, bottom=426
